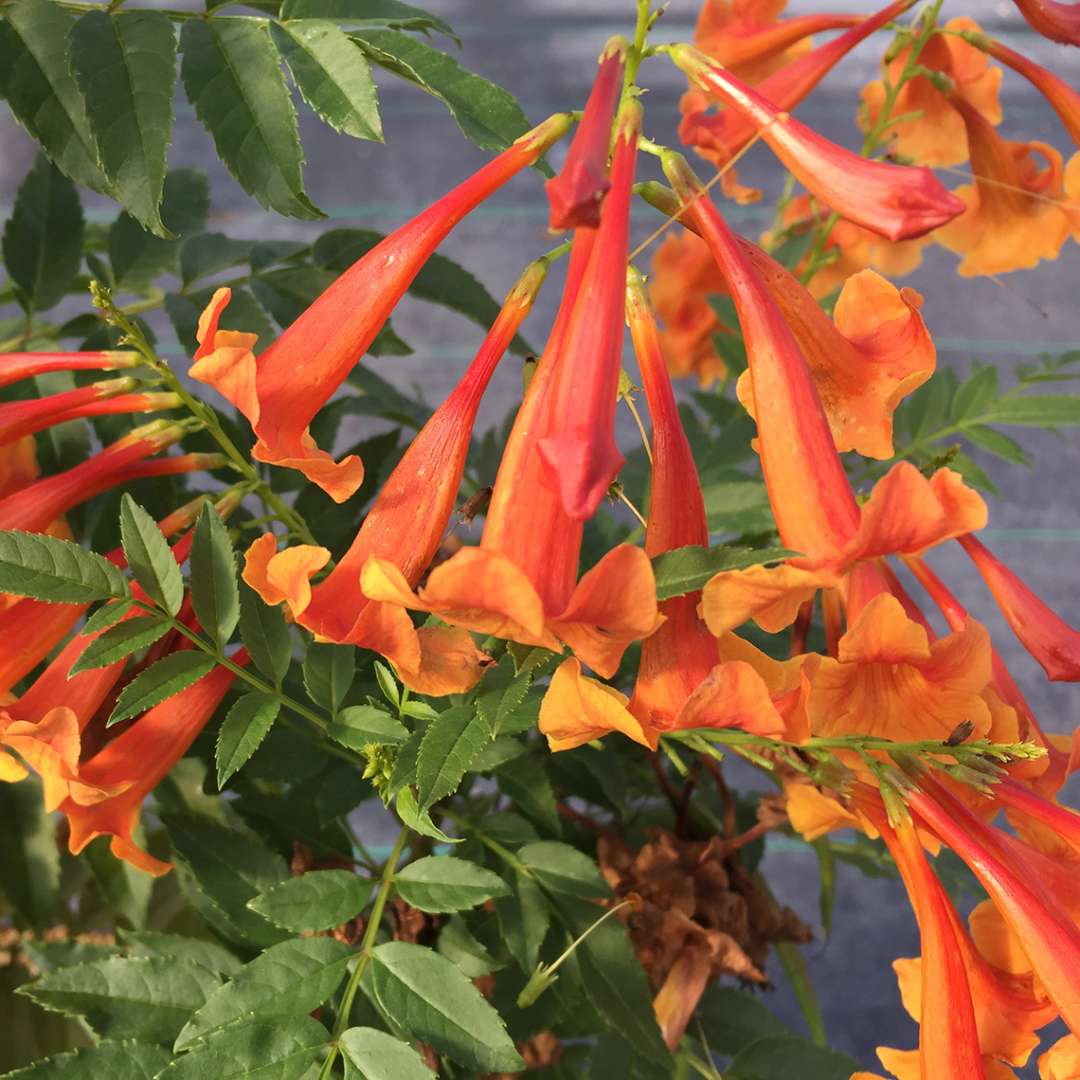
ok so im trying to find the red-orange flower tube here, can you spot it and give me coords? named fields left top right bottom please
left=985, top=37, right=1080, bottom=148
left=191, top=113, right=573, bottom=504
left=959, top=533, right=1080, bottom=682
left=546, top=37, right=628, bottom=230
left=0, top=380, right=179, bottom=446
left=692, top=0, right=861, bottom=81
left=0, top=351, right=139, bottom=391
left=246, top=257, right=552, bottom=695
left=908, top=777, right=1080, bottom=1036
left=667, top=44, right=965, bottom=241
left=1010, top=0, right=1080, bottom=45
left=0, top=423, right=221, bottom=533
left=540, top=100, right=641, bottom=520
left=624, top=266, right=715, bottom=733
left=660, top=149, right=859, bottom=561
left=61, top=652, right=248, bottom=875
left=680, top=0, right=916, bottom=166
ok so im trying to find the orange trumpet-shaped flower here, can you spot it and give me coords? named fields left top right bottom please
left=692, top=0, right=861, bottom=83
left=860, top=17, right=1002, bottom=168
left=191, top=114, right=572, bottom=504
left=60, top=652, right=247, bottom=876
left=546, top=38, right=628, bottom=230
left=661, top=149, right=859, bottom=560
left=0, top=350, right=139, bottom=391
left=1010, top=0, right=1080, bottom=45
left=0, top=380, right=179, bottom=446
left=985, top=38, right=1080, bottom=149
left=362, top=232, right=660, bottom=679
left=873, top=809, right=987, bottom=1079
left=908, top=777, right=1080, bottom=1038
left=668, top=44, right=965, bottom=241
left=682, top=0, right=917, bottom=170
left=0, top=422, right=220, bottom=534
left=539, top=101, right=641, bottom=520
left=245, top=259, right=552, bottom=695
left=959, top=534, right=1080, bottom=682
left=735, top=239, right=935, bottom=459
left=934, top=94, right=1075, bottom=276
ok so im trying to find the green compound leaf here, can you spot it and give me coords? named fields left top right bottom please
left=395, top=856, right=510, bottom=913
left=352, top=29, right=531, bottom=153
left=179, top=17, right=324, bottom=220
left=156, top=1016, right=329, bottom=1080
left=0, top=531, right=130, bottom=605
left=107, top=652, right=216, bottom=727
left=68, top=11, right=177, bottom=237
left=247, top=869, right=374, bottom=932
left=215, top=693, right=282, bottom=787
left=190, top=503, right=239, bottom=648
left=0, top=0, right=109, bottom=194
left=367, top=942, right=524, bottom=1073
left=2, top=155, right=84, bottom=313
left=651, top=543, right=796, bottom=601
left=272, top=20, right=382, bottom=141
left=0, top=1040, right=170, bottom=1079
left=174, top=937, right=352, bottom=1050
left=17, top=956, right=221, bottom=1043
left=339, top=1026, right=436, bottom=1079
left=119, top=494, right=184, bottom=615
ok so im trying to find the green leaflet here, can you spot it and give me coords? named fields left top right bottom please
left=248, top=870, right=374, bottom=932
left=156, top=1017, right=329, bottom=1079
left=107, top=653, right=217, bottom=727
left=68, top=11, right=177, bottom=236
left=651, top=543, right=795, bottom=601
left=339, top=1026, right=435, bottom=1079
left=272, top=20, right=382, bottom=141
left=2, top=156, right=84, bottom=313
left=394, top=856, right=510, bottom=913
left=0, top=531, right=130, bottom=605
left=215, top=694, right=282, bottom=787
left=180, top=17, right=323, bottom=220
left=0, top=0, right=109, bottom=193
left=174, top=937, right=352, bottom=1049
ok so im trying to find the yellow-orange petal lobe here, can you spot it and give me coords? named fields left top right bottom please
left=676, top=659, right=786, bottom=737
left=785, top=781, right=870, bottom=840
left=551, top=544, right=661, bottom=679
left=700, top=562, right=833, bottom=634
left=539, top=657, right=654, bottom=751
left=1039, top=1034, right=1080, bottom=1080
left=808, top=594, right=993, bottom=741
left=396, top=625, right=491, bottom=697
left=242, top=534, right=331, bottom=618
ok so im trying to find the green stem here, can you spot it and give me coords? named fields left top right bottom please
left=320, top=826, right=411, bottom=1078
left=621, top=0, right=653, bottom=98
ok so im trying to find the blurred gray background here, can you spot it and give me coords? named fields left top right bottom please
left=2, top=0, right=1079, bottom=1071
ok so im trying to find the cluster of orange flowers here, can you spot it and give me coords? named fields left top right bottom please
left=1, top=1, right=1079, bottom=1075
left=659, top=0, right=1080, bottom=387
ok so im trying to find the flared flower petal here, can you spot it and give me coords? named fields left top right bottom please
left=807, top=593, right=993, bottom=741
left=960, top=533, right=1080, bottom=681
left=935, top=95, right=1072, bottom=275
left=1039, top=1034, right=1080, bottom=1079
left=736, top=242, right=935, bottom=458
left=0, top=350, right=139, bottom=391
left=539, top=102, right=641, bottom=519
left=539, top=657, right=653, bottom=751
left=677, top=659, right=787, bottom=736
left=190, top=115, right=571, bottom=502
left=860, top=17, right=1002, bottom=167
left=546, top=37, right=628, bottom=230
left=1010, top=0, right=1080, bottom=45
left=701, top=562, right=834, bottom=635
left=669, top=45, right=966, bottom=241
